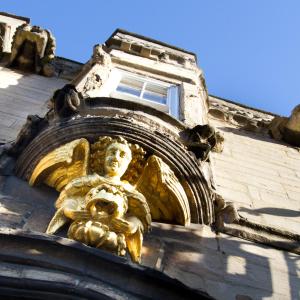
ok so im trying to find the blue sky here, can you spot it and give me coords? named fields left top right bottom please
left=2, top=0, right=299, bottom=116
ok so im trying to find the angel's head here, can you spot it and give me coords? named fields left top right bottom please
left=104, top=139, right=132, bottom=178
left=90, top=136, right=146, bottom=183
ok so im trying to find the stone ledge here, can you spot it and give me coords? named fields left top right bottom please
left=209, top=96, right=274, bottom=133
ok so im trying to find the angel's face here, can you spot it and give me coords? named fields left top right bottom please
left=104, top=142, right=132, bottom=178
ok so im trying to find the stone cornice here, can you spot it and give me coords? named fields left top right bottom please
left=208, top=95, right=274, bottom=132
left=106, top=29, right=197, bottom=70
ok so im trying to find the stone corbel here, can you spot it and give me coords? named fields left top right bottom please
left=180, top=124, right=224, bottom=161
left=269, top=104, right=300, bottom=147
left=7, top=24, right=56, bottom=76
left=213, top=193, right=300, bottom=255
left=50, top=84, right=82, bottom=119
left=213, top=194, right=239, bottom=231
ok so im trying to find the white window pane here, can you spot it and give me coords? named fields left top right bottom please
left=116, top=84, right=141, bottom=97
left=143, top=82, right=168, bottom=104
left=120, top=77, right=144, bottom=89
left=145, top=83, right=168, bottom=96
left=143, top=91, right=167, bottom=104
left=112, top=69, right=179, bottom=118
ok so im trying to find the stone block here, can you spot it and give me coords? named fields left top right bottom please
left=142, top=236, right=164, bottom=270
left=260, top=213, right=300, bottom=234
left=150, top=223, right=219, bottom=251
left=286, top=190, right=299, bottom=201
left=204, top=278, right=272, bottom=300
left=214, top=162, right=286, bottom=194
left=285, top=147, right=300, bottom=157
left=0, top=175, right=57, bottom=231
left=162, top=240, right=224, bottom=284
left=258, top=189, right=290, bottom=206
left=215, top=176, right=248, bottom=193
left=213, top=156, right=279, bottom=179
left=216, top=186, right=253, bottom=207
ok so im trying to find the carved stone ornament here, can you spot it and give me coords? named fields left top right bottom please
left=209, top=97, right=273, bottom=133
left=7, top=24, right=56, bottom=76
left=0, top=22, right=6, bottom=53
left=213, top=194, right=239, bottom=231
left=181, top=124, right=224, bottom=161
left=73, top=44, right=112, bottom=95
left=269, top=104, right=300, bottom=147
left=29, top=136, right=191, bottom=263
left=51, top=84, right=82, bottom=118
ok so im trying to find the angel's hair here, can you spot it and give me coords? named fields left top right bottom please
left=90, top=136, right=146, bottom=184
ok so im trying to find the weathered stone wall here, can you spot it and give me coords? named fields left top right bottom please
left=205, top=96, right=300, bottom=299
left=144, top=223, right=300, bottom=300
left=209, top=96, right=300, bottom=235
left=0, top=66, right=68, bottom=143
left=0, top=70, right=299, bottom=300
left=0, top=170, right=298, bottom=299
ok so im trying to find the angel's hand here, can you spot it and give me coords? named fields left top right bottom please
left=111, top=218, right=131, bottom=233
left=64, top=208, right=90, bottom=220
left=126, top=191, right=147, bottom=203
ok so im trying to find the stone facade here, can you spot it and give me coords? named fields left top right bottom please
left=0, top=13, right=299, bottom=300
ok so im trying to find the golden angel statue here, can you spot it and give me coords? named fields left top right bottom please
left=29, top=136, right=190, bottom=263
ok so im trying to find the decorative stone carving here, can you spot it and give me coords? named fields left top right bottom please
left=180, top=124, right=224, bottom=161
left=91, top=44, right=112, bottom=66
left=212, top=131, right=224, bottom=153
left=82, top=72, right=102, bottom=93
left=199, top=72, right=209, bottom=104
left=5, top=115, right=48, bottom=157
left=0, top=22, right=6, bottom=53
left=214, top=194, right=239, bottom=231
left=209, top=97, right=274, bottom=133
left=269, top=104, right=300, bottom=147
left=29, top=136, right=191, bottom=263
left=13, top=95, right=214, bottom=225
left=8, top=24, right=55, bottom=76
left=51, top=84, right=82, bottom=119
left=73, top=44, right=112, bottom=95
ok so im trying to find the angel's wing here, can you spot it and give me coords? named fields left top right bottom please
left=127, top=192, right=151, bottom=232
left=136, top=155, right=191, bottom=226
left=110, top=215, right=145, bottom=264
left=126, top=227, right=143, bottom=264
left=29, top=138, right=90, bottom=192
left=46, top=206, right=68, bottom=234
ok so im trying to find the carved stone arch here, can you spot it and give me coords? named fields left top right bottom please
left=15, top=97, right=214, bottom=225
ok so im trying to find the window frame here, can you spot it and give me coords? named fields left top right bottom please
left=109, top=69, right=179, bottom=118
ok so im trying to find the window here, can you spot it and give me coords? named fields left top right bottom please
left=110, top=69, right=179, bottom=118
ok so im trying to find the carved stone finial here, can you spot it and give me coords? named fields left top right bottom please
left=91, top=44, right=111, bottom=66
left=7, top=24, right=56, bottom=76
left=269, top=104, right=300, bottom=147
